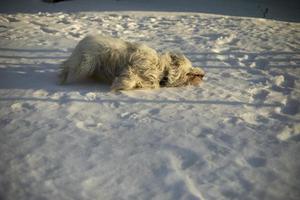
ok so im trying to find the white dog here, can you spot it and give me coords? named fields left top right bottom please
left=59, top=35, right=205, bottom=91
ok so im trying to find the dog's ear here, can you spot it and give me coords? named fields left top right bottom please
left=187, top=67, right=205, bottom=78
left=160, top=51, right=194, bottom=87
left=186, top=72, right=204, bottom=79
left=186, top=68, right=205, bottom=86
left=169, top=52, right=185, bottom=68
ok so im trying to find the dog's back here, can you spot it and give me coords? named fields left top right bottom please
left=60, top=35, right=133, bottom=83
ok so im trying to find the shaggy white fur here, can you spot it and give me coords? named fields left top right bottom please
left=59, top=35, right=205, bottom=90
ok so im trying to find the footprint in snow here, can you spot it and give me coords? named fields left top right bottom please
left=253, top=89, right=269, bottom=102
left=254, top=59, right=269, bottom=70
left=33, top=89, right=49, bottom=97
left=249, top=88, right=270, bottom=104
left=0, top=25, right=8, bottom=33
left=0, top=118, right=13, bottom=127
left=30, top=21, right=59, bottom=34
left=69, top=32, right=81, bottom=38
left=56, top=14, right=71, bottom=24
left=84, top=92, right=97, bottom=101
left=40, top=26, right=58, bottom=34
left=75, top=118, right=102, bottom=133
left=11, top=102, right=35, bottom=112
left=148, top=108, right=160, bottom=115
left=271, top=74, right=295, bottom=95
left=246, top=156, right=267, bottom=167
left=205, top=141, right=231, bottom=156
left=120, top=112, right=138, bottom=120
left=276, top=124, right=300, bottom=141
left=57, top=18, right=71, bottom=24
left=6, top=16, right=20, bottom=22
left=280, top=98, right=299, bottom=115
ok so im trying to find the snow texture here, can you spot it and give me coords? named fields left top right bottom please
left=0, top=0, right=300, bottom=200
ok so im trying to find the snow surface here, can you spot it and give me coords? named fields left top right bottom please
left=1, top=0, right=300, bottom=22
left=0, top=1, right=300, bottom=200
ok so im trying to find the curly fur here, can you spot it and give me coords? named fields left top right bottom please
left=59, top=34, right=205, bottom=91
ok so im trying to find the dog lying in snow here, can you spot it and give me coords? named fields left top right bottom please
left=59, top=35, right=205, bottom=91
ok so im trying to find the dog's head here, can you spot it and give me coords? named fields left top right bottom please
left=160, top=52, right=205, bottom=87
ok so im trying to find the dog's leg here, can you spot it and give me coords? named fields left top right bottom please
left=59, top=68, right=68, bottom=84
left=111, top=75, right=136, bottom=91
left=60, top=52, right=98, bottom=84
left=75, top=54, right=97, bottom=79
left=58, top=61, right=69, bottom=84
left=111, top=68, right=138, bottom=91
left=111, top=76, right=160, bottom=91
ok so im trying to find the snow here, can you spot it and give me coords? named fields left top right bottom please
left=0, top=0, right=300, bottom=200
